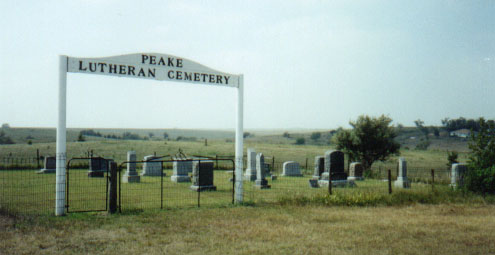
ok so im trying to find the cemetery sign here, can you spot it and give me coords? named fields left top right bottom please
left=68, top=53, right=239, bottom=87
left=56, top=53, right=244, bottom=216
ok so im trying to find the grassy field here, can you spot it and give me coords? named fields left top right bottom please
left=1, top=130, right=493, bottom=254
left=1, top=203, right=495, bottom=254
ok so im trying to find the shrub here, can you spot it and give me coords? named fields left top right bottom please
left=310, top=132, right=321, bottom=141
left=446, top=151, right=459, bottom=169
left=466, top=118, right=495, bottom=194
left=295, top=137, right=305, bottom=145
left=465, top=166, right=495, bottom=195
left=415, top=140, right=430, bottom=150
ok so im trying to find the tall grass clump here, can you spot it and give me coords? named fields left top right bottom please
left=276, top=187, right=495, bottom=207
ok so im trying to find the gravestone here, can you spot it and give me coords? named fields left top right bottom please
left=282, top=161, right=303, bottom=176
left=319, top=150, right=354, bottom=187
left=190, top=160, right=217, bottom=191
left=450, top=163, right=467, bottom=189
left=88, top=157, right=109, bottom=177
left=312, top=156, right=325, bottom=179
left=308, top=179, right=319, bottom=188
left=141, top=155, right=163, bottom=176
left=37, top=156, right=56, bottom=174
left=244, top=148, right=257, bottom=181
left=171, top=159, right=192, bottom=182
left=254, top=153, right=270, bottom=189
left=347, top=162, right=364, bottom=181
left=122, top=151, right=140, bottom=183
left=394, top=157, right=410, bottom=188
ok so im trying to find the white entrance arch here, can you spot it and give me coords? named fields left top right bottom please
left=56, top=54, right=244, bottom=216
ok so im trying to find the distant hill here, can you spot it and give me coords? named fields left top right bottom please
left=0, top=126, right=470, bottom=152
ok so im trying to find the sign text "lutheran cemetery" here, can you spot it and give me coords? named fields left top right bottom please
left=68, top=53, right=238, bottom=87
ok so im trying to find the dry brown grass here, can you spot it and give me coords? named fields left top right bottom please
left=1, top=204, right=495, bottom=254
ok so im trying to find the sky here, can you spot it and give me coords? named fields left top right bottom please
left=0, top=0, right=494, bottom=130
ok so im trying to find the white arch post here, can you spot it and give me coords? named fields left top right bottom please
left=56, top=53, right=244, bottom=216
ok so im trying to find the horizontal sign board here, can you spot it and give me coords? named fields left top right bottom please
left=67, top=53, right=239, bottom=88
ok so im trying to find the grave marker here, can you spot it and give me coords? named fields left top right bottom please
left=37, top=156, right=56, bottom=174
left=282, top=161, right=303, bottom=176
left=141, top=155, right=163, bottom=176
left=171, top=159, right=192, bottom=182
left=254, top=153, right=271, bottom=189
left=312, top=156, right=324, bottom=179
left=450, top=163, right=467, bottom=189
left=347, top=162, right=364, bottom=181
left=122, top=151, right=140, bottom=183
left=88, top=157, right=109, bottom=177
left=319, top=150, right=354, bottom=187
left=190, top=160, right=217, bottom=192
left=394, top=157, right=410, bottom=188
left=244, top=148, right=257, bottom=181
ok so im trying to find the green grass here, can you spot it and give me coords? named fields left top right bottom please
left=2, top=164, right=493, bottom=216
left=2, top=203, right=495, bottom=254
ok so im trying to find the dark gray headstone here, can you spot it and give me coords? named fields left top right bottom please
left=37, top=156, right=56, bottom=174
left=313, top=156, right=325, bottom=179
left=190, top=160, right=216, bottom=191
left=323, top=150, right=347, bottom=180
left=308, top=179, right=319, bottom=188
left=45, top=156, right=56, bottom=169
left=88, top=157, right=109, bottom=177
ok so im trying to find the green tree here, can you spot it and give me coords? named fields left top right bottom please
left=0, top=130, right=14, bottom=144
left=163, top=132, right=169, bottom=139
left=446, top=151, right=458, bottom=169
left=77, top=132, right=85, bottom=142
left=466, top=118, right=495, bottom=194
left=295, top=137, right=305, bottom=145
left=414, top=119, right=429, bottom=139
left=333, top=115, right=400, bottom=170
left=310, top=132, right=321, bottom=141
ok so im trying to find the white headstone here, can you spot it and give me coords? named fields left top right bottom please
left=141, top=155, right=162, bottom=176
left=394, top=157, right=410, bottom=188
left=244, top=148, right=257, bottom=181
left=450, top=163, right=467, bottom=189
left=254, top=153, right=270, bottom=189
left=282, top=161, right=303, bottom=176
left=122, top=151, right=140, bottom=183
left=171, top=159, right=192, bottom=182
left=347, top=162, right=364, bottom=181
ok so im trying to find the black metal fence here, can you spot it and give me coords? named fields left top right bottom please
left=0, top=154, right=455, bottom=215
left=118, top=158, right=235, bottom=212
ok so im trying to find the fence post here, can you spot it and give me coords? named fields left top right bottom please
left=328, top=173, right=332, bottom=195
left=36, top=149, right=40, bottom=169
left=216, top=155, right=219, bottom=170
left=108, top=161, right=117, bottom=214
left=272, top=156, right=275, bottom=172
left=305, top=158, right=308, bottom=171
left=388, top=169, right=392, bottom=194
left=431, top=169, right=435, bottom=191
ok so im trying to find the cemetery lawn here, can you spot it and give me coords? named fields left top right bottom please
left=1, top=204, right=495, bottom=255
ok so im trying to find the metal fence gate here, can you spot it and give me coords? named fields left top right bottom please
left=66, top=157, right=109, bottom=213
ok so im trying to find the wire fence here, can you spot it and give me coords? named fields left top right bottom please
left=0, top=154, right=455, bottom=215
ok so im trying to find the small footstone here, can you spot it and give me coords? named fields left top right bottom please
left=308, top=179, right=319, bottom=188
